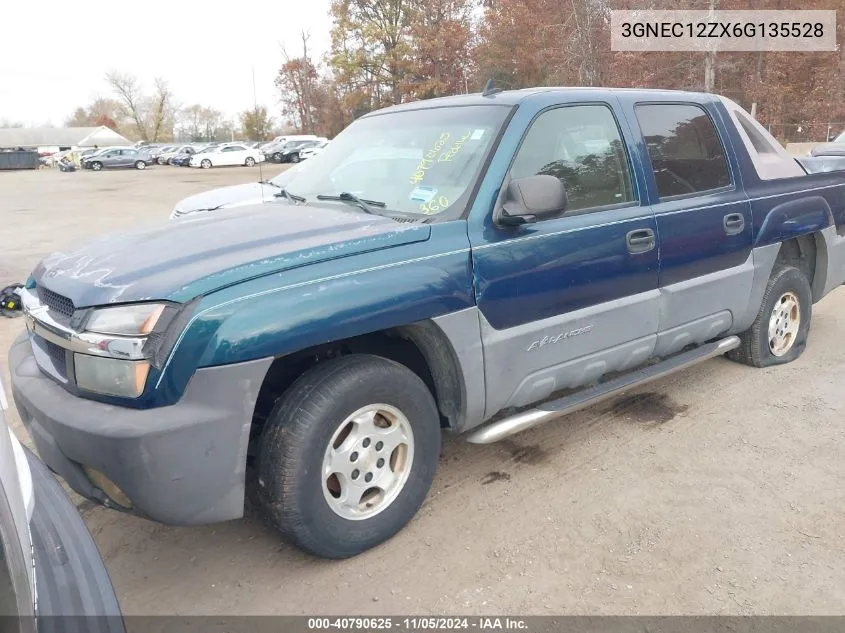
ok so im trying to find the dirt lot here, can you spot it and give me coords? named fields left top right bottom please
left=2, top=166, right=845, bottom=616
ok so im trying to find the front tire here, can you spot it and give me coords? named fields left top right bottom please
left=90, top=161, right=102, bottom=171
left=256, top=355, right=441, bottom=559
left=200, top=159, right=212, bottom=169
left=134, top=160, right=146, bottom=170
left=728, top=264, right=812, bottom=367
left=244, top=156, right=256, bottom=167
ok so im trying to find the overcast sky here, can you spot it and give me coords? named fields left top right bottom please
left=0, top=0, right=333, bottom=126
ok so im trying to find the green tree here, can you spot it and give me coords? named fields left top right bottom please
left=239, top=106, right=274, bottom=141
left=328, top=0, right=416, bottom=110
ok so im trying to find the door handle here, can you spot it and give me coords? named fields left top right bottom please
left=723, top=213, right=746, bottom=236
left=626, top=228, right=656, bottom=254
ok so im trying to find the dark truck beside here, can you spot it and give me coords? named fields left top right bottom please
left=9, top=87, right=845, bottom=559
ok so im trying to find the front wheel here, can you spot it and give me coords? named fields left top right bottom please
left=244, top=156, right=256, bottom=167
left=256, top=355, right=441, bottom=559
left=200, top=159, right=212, bottom=169
left=134, top=161, right=146, bottom=170
left=728, top=264, right=812, bottom=367
left=90, top=161, right=102, bottom=171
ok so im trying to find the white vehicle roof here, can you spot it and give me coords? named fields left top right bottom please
left=272, top=134, right=320, bottom=143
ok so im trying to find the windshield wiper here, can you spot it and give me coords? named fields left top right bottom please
left=272, top=187, right=306, bottom=203
left=316, top=192, right=386, bottom=216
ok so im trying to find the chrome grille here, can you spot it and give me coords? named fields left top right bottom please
left=30, top=334, right=68, bottom=383
left=36, top=286, right=75, bottom=317
left=43, top=338, right=68, bottom=379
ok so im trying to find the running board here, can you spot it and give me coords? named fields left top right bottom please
left=465, top=336, right=740, bottom=445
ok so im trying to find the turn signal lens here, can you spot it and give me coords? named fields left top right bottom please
left=83, top=467, right=133, bottom=509
left=74, top=355, right=150, bottom=398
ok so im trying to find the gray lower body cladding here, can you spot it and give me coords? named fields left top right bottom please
left=9, top=334, right=272, bottom=525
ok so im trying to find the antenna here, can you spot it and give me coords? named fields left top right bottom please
left=252, top=64, right=266, bottom=203
left=482, top=78, right=503, bottom=98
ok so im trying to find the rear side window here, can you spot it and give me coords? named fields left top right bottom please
left=635, top=103, right=731, bottom=198
left=510, top=105, right=635, bottom=213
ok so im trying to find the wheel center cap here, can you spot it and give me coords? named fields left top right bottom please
left=357, top=448, right=376, bottom=472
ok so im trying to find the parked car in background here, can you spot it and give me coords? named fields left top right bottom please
left=266, top=139, right=325, bottom=163
left=170, top=162, right=309, bottom=219
left=299, top=140, right=329, bottom=160
left=809, top=130, right=845, bottom=157
left=189, top=143, right=264, bottom=169
left=82, top=147, right=154, bottom=171
left=145, top=145, right=175, bottom=164
left=166, top=145, right=200, bottom=165
left=171, top=152, right=196, bottom=167
left=156, top=145, right=189, bottom=165
left=275, top=139, right=327, bottom=163
left=271, top=134, right=321, bottom=145
left=0, top=377, right=124, bottom=631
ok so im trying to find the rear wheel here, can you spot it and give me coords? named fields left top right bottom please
left=256, top=355, right=441, bottom=559
left=244, top=156, right=256, bottom=167
left=134, top=161, right=146, bottom=170
left=290, top=153, right=301, bottom=163
left=200, top=159, right=212, bottom=169
left=728, top=265, right=812, bottom=367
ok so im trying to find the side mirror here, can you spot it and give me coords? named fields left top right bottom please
left=497, top=175, right=568, bottom=226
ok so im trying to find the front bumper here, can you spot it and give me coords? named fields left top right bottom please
left=10, top=335, right=272, bottom=526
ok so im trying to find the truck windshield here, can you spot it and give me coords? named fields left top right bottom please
left=285, top=105, right=512, bottom=220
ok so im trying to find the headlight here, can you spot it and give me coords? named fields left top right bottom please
left=74, top=354, right=150, bottom=398
left=85, top=303, right=165, bottom=335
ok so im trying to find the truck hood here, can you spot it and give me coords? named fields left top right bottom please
left=171, top=181, right=278, bottom=218
left=33, top=204, right=431, bottom=307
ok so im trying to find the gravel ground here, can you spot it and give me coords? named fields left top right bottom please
left=1, top=166, right=844, bottom=616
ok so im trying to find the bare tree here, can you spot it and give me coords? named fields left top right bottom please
left=106, top=71, right=148, bottom=140
left=149, top=77, right=176, bottom=142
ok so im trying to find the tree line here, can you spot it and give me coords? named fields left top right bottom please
left=64, top=0, right=845, bottom=144
left=278, top=0, right=845, bottom=143
left=65, top=73, right=275, bottom=143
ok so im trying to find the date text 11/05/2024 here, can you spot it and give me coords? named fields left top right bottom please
left=307, top=617, right=529, bottom=630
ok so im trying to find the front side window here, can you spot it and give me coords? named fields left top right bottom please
left=635, top=103, right=731, bottom=198
left=284, top=105, right=511, bottom=220
left=510, top=104, right=635, bottom=212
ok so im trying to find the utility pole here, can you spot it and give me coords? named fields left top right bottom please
left=703, top=0, right=719, bottom=92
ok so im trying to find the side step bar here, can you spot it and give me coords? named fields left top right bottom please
left=465, top=336, right=740, bottom=445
